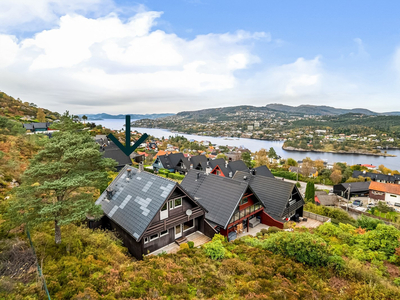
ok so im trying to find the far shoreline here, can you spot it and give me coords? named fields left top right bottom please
left=282, top=146, right=397, bottom=157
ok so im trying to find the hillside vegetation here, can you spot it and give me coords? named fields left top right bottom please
left=0, top=91, right=59, bottom=120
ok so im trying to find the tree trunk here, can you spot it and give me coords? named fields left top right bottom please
left=55, top=220, right=62, bottom=244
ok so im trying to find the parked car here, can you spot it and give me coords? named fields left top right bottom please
left=367, top=203, right=376, bottom=209
left=352, top=200, right=363, bottom=207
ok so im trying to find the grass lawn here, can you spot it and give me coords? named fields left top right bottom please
left=373, top=210, right=399, bottom=222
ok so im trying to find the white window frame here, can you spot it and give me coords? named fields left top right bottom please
left=183, top=219, right=194, bottom=232
left=160, top=202, right=168, bottom=220
left=160, top=229, right=169, bottom=237
left=144, top=237, right=149, bottom=244
left=174, top=198, right=182, bottom=208
left=169, top=200, right=174, bottom=210
left=149, top=233, right=159, bottom=241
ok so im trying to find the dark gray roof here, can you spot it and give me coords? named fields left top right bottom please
left=181, top=170, right=249, bottom=228
left=353, top=170, right=400, bottom=182
left=97, top=140, right=132, bottom=167
left=254, top=165, right=274, bottom=178
left=188, top=155, right=208, bottom=170
left=158, top=153, right=189, bottom=170
left=339, top=181, right=371, bottom=192
left=233, top=171, right=299, bottom=221
left=23, top=122, right=50, bottom=130
left=95, top=165, right=177, bottom=241
left=227, top=160, right=249, bottom=175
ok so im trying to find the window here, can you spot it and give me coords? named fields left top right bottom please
left=184, top=219, right=194, bottom=231
left=216, top=170, right=221, bottom=175
left=150, top=233, right=159, bottom=241
left=241, top=197, right=248, bottom=205
left=169, top=200, right=173, bottom=210
left=144, top=237, right=149, bottom=244
left=160, top=230, right=168, bottom=237
left=174, top=198, right=182, bottom=208
left=391, top=195, right=397, bottom=198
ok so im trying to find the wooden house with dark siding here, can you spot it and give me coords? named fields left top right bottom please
left=152, top=153, right=190, bottom=174
left=233, top=171, right=305, bottom=226
left=181, top=170, right=267, bottom=241
left=95, top=164, right=213, bottom=259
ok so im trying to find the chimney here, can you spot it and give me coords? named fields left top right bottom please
left=243, top=176, right=248, bottom=180
left=196, top=172, right=200, bottom=180
left=190, top=164, right=193, bottom=169
left=225, top=161, right=228, bottom=168
left=106, top=188, right=113, bottom=200
left=206, top=166, right=211, bottom=175
left=127, top=168, right=132, bottom=178
left=138, top=162, right=144, bottom=173
left=229, top=172, right=233, bottom=178
left=251, top=169, right=256, bottom=175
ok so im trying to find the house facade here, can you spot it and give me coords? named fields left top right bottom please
left=95, top=165, right=214, bottom=259
left=152, top=153, right=190, bottom=174
left=369, top=181, right=400, bottom=205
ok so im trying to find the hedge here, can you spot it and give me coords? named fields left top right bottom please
left=168, top=173, right=185, bottom=180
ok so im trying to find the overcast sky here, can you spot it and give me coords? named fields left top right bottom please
left=1, top=0, right=400, bottom=114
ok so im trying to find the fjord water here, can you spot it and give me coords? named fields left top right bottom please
left=95, top=119, right=400, bottom=170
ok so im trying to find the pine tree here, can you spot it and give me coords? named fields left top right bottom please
left=9, top=114, right=116, bottom=244
left=305, top=182, right=315, bottom=202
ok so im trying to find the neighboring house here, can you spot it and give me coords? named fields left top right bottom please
left=353, top=170, right=400, bottom=184
left=233, top=171, right=304, bottom=225
left=333, top=181, right=371, bottom=198
left=181, top=170, right=266, bottom=241
left=146, top=142, right=158, bottom=151
left=95, top=136, right=132, bottom=171
left=289, top=166, right=318, bottom=178
left=209, top=159, right=249, bottom=177
left=369, top=181, right=400, bottom=205
left=130, top=152, right=145, bottom=163
left=225, top=152, right=241, bottom=162
left=314, top=191, right=338, bottom=206
left=94, top=165, right=213, bottom=259
left=187, top=154, right=208, bottom=171
left=152, top=153, right=190, bottom=174
left=253, top=165, right=275, bottom=178
left=23, top=122, right=52, bottom=133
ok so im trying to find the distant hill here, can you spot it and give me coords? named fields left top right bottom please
left=265, top=104, right=378, bottom=116
left=78, top=113, right=175, bottom=120
left=0, top=91, right=60, bottom=120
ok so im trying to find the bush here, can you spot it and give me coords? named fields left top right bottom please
left=261, top=231, right=344, bottom=268
left=267, top=226, right=281, bottom=233
left=188, top=241, right=194, bottom=249
left=260, top=228, right=269, bottom=235
left=180, top=243, right=189, bottom=250
left=356, top=215, right=384, bottom=230
left=203, top=240, right=225, bottom=260
left=158, top=168, right=170, bottom=175
left=168, top=173, right=185, bottom=180
left=296, top=182, right=301, bottom=188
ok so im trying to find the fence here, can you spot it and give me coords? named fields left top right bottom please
left=303, top=211, right=331, bottom=223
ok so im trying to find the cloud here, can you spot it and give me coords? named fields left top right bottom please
left=350, top=38, right=369, bottom=59
left=0, top=10, right=269, bottom=113
left=0, top=0, right=114, bottom=33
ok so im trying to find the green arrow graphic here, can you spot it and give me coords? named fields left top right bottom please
left=107, top=115, right=148, bottom=156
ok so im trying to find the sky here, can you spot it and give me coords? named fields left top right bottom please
left=1, top=0, right=400, bottom=114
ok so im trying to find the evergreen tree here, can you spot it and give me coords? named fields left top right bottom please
left=305, top=182, right=315, bottom=202
left=241, top=152, right=252, bottom=168
left=9, top=114, right=116, bottom=244
left=82, top=115, right=88, bottom=124
left=268, top=147, right=277, bottom=159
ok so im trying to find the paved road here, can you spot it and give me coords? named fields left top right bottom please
left=275, top=177, right=333, bottom=195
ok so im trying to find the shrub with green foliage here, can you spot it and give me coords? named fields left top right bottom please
left=158, top=168, right=170, bottom=175
left=271, top=170, right=299, bottom=181
left=167, top=173, right=185, bottom=180
left=305, top=203, right=356, bottom=225
left=203, top=239, right=225, bottom=260
left=188, top=241, right=194, bottom=249
left=356, top=215, right=384, bottom=230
